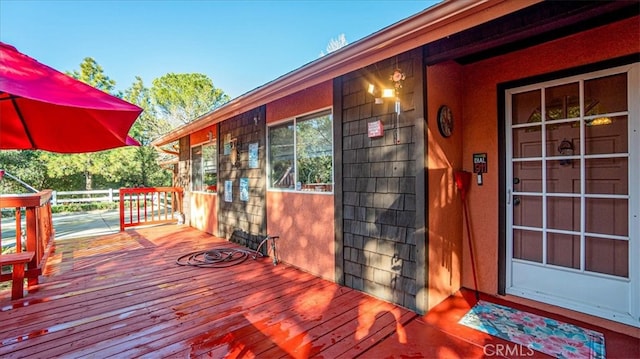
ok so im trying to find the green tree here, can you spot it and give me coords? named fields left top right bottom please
left=0, top=150, right=49, bottom=193
left=67, top=57, right=116, bottom=94
left=40, top=151, right=102, bottom=191
left=151, top=73, right=230, bottom=127
left=119, top=77, right=171, bottom=187
left=50, top=57, right=122, bottom=190
left=127, top=77, right=170, bottom=145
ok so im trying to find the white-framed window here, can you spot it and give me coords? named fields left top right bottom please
left=268, top=109, right=333, bottom=193
left=191, top=142, right=217, bottom=193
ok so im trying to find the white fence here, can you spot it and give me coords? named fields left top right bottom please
left=51, top=189, right=120, bottom=206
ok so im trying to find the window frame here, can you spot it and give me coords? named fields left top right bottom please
left=190, top=140, right=218, bottom=194
left=267, top=107, right=334, bottom=194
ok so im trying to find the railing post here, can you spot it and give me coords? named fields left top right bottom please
left=25, top=206, right=39, bottom=286
left=15, top=209, right=22, bottom=253
left=42, top=201, right=53, bottom=247
left=119, top=188, right=125, bottom=232
left=52, top=190, right=57, bottom=206
left=109, top=188, right=114, bottom=202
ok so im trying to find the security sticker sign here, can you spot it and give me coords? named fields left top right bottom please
left=473, top=153, right=487, bottom=174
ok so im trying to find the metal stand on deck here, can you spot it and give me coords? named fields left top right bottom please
left=255, top=235, right=280, bottom=266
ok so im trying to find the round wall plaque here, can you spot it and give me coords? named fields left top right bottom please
left=437, top=105, right=453, bottom=138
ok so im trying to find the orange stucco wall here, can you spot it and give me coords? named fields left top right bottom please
left=267, top=192, right=335, bottom=281
left=190, top=192, right=218, bottom=235
left=426, top=61, right=464, bottom=310
left=460, top=17, right=640, bottom=295
left=190, top=124, right=217, bottom=145
left=189, top=124, right=218, bottom=235
left=266, top=80, right=335, bottom=281
left=266, top=81, right=333, bottom=122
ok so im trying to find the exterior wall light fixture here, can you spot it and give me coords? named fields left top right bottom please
left=381, top=88, right=396, bottom=98
left=367, top=83, right=376, bottom=95
left=367, top=83, right=395, bottom=103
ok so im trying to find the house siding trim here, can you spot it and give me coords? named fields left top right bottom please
left=334, top=76, right=345, bottom=285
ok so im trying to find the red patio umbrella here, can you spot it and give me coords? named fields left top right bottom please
left=0, top=41, right=142, bottom=153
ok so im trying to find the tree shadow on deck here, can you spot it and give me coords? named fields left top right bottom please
left=140, top=226, right=415, bottom=358
left=1, top=225, right=416, bottom=358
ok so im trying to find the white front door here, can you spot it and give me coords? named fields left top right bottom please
left=505, top=63, right=639, bottom=327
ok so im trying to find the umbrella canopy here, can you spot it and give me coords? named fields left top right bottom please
left=0, top=41, right=142, bottom=153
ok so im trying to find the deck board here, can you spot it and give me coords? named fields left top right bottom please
left=0, top=225, right=417, bottom=358
left=1, top=224, right=638, bottom=358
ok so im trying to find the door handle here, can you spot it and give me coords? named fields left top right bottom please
left=507, top=189, right=511, bottom=205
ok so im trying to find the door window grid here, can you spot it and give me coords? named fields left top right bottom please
left=509, top=72, right=630, bottom=278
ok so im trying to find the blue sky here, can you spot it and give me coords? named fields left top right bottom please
left=1, top=0, right=440, bottom=99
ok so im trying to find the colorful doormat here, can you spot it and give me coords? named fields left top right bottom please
left=459, top=300, right=605, bottom=358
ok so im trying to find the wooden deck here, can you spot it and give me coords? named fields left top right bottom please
left=1, top=224, right=638, bottom=358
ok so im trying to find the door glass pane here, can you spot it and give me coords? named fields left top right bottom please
left=547, top=159, right=580, bottom=194
left=513, top=195, right=542, bottom=228
left=513, top=229, right=542, bottom=263
left=546, top=122, right=579, bottom=158
left=513, top=126, right=541, bottom=158
left=584, top=115, right=628, bottom=155
left=547, top=233, right=580, bottom=269
left=586, top=157, right=628, bottom=195
left=585, top=198, right=628, bottom=236
left=584, top=73, right=627, bottom=115
left=546, top=82, right=579, bottom=120
left=586, top=237, right=628, bottom=277
left=512, top=89, right=541, bottom=125
left=547, top=197, right=580, bottom=232
left=513, top=161, right=541, bottom=192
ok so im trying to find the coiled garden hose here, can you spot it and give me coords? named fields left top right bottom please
left=176, top=235, right=280, bottom=268
left=175, top=248, right=263, bottom=268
